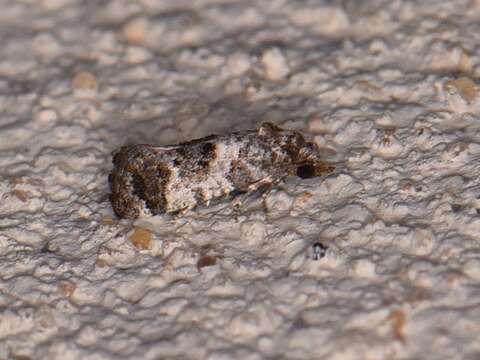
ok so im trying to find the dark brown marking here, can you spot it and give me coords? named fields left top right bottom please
left=131, top=173, right=146, bottom=200
left=140, top=163, right=171, bottom=215
left=197, top=160, right=209, bottom=168
left=201, top=142, right=215, bottom=156
left=112, top=150, right=127, bottom=166
left=197, top=255, right=216, bottom=271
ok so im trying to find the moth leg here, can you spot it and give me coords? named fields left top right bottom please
left=260, top=182, right=274, bottom=213
left=231, top=192, right=249, bottom=212
left=169, top=206, right=191, bottom=219
left=243, top=176, right=277, bottom=205
left=231, top=177, right=277, bottom=212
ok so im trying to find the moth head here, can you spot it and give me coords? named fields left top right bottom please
left=295, top=140, right=320, bottom=162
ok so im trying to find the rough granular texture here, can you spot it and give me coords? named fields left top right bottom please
left=1, top=1, right=480, bottom=359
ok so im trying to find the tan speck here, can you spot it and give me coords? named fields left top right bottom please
left=72, top=71, right=97, bottom=91
left=129, top=227, right=153, bottom=250
left=458, top=50, right=472, bottom=74
left=96, top=258, right=108, bottom=268
left=101, top=216, right=117, bottom=226
left=444, top=77, right=477, bottom=104
left=388, top=309, right=406, bottom=344
left=58, top=281, right=76, bottom=298
left=356, top=79, right=381, bottom=93
left=294, top=191, right=313, bottom=208
left=12, top=189, right=28, bottom=202
left=122, top=17, right=148, bottom=45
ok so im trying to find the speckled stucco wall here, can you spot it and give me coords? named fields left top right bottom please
left=1, top=1, right=480, bottom=359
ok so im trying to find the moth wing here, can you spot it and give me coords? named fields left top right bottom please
left=151, top=145, right=183, bottom=151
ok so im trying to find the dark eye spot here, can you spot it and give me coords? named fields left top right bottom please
left=296, top=164, right=315, bottom=179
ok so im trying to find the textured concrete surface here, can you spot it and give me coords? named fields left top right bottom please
left=1, top=1, right=480, bottom=359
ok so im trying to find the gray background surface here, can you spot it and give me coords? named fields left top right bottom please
left=1, top=1, right=480, bottom=359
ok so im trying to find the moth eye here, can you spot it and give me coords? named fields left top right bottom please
left=296, top=164, right=315, bottom=179
left=306, top=142, right=316, bottom=150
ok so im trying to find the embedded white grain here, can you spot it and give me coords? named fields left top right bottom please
left=260, top=48, right=290, bottom=81
left=1, top=1, right=480, bottom=359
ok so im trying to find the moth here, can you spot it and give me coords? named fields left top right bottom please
left=109, top=122, right=334, bottom=219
